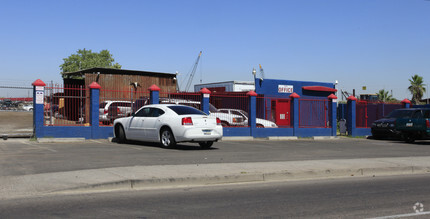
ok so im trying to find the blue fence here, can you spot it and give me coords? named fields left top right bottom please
left=32, top=80, right=339, bottom=139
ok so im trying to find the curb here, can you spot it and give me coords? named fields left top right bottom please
left=56, top=165, right=430, bottom=195
left=267, top=136, right=298, bottom=141
left=37, top=138, right=86, bottom=143
left=220, top=136, right=254, bottom=141
left=1, top=157, right=428, bottom=200
left=312, top=136, right=339, bottom=140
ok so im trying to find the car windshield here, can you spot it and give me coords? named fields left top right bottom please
left=168, top=105, right=207, bottom=115
left=385, top=110, right=413, bottom=118
left=209, top=103, right=218, bottom=113
left=239, top=110, right=249, bottom=117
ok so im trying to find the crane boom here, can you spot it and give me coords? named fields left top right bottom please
left=184, top=51, right=202, bottom=92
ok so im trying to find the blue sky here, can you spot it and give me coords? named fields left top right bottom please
left=0, top=0, right=429, bottom=100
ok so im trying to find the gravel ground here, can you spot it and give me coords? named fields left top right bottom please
left=0, top=111, right=33, bottom=134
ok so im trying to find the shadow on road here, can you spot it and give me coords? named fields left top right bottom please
left=112, top=138, right=219, bottom=151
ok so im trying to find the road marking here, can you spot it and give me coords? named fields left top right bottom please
left=28, top=144, right=57, bottom=152
left=367, top=211, right=430, bottom=219
left=89, top=140, right=107, bottom=144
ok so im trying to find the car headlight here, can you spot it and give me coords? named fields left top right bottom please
left=389, top=124, right=395, bottom=128
left=372, top=123, right=376, bottom=127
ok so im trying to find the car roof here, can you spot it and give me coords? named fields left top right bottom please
left=103, top=100, right=131, bottom=103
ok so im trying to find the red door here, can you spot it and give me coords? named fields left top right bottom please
left=275, top=99, right=290, bottom=126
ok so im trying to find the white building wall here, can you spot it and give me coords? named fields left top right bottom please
left=233, top=84, right=255, bottom=92
left=194, top=81, right=254, bottom=92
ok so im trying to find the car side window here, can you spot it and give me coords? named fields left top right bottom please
left=411, top=110, right=423, bottom=118
left=135, top=108, right=151, bottom=117
left=424, top=110, right=430, bottom=118
left=148, top=108, right=165, bottom=117
left=232, top=111, right=242, bottom=116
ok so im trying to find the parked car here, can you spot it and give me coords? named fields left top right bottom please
left=395, top=108, right=430, bottom=143
left=218, top=109, right=278, bottom=128
left=113, top=104, right=223, bottom=148
left=132, top=97, right=150, bottom=112
left=1, top=99, right=13, bottom=109
left=99, top=101, right=132, bottom=124
left=159, top=98, right=244, bottom=127
left=371, top=108, right=415, bottom=139
left=22, top=104, right=33, bottom=111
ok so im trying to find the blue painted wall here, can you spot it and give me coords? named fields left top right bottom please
left=255, top=78, right=335, bottom=99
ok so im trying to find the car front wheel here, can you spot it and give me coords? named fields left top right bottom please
left=160, top=128, right=176, bottom=148
left=199, top=141, right=213, bottom=149
left=116, top=125, right=127, bottom=143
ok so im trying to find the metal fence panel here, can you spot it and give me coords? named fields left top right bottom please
left=100, top=88, right=150, bottom=126
left=299, top=99, right=329, bottom=128
left=44, top=83, right=88, bottom=126
left=356, top=102, right=403, bottom=128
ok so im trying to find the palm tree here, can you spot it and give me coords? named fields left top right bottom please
left=408, top=74, right=426, bottom=104
left=376, top=89, right=394, bottom=102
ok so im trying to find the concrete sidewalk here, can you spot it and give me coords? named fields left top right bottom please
left=1, top=156, right=430, bottom=200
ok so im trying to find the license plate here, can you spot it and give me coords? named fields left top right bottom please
left=202, top=129, right=212, bottom=135
left=406, top=122, right=413, bottom=127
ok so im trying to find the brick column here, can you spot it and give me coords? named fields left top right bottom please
left=89, top=82, right=101, bottom=139
left=32, top=79, right=46, bottom=138
left=247, top=90, right=257, bottom=137
left=200, top=88, right=211, bottom=114
left=347, top=95, right=357, bottom=136
left=401, top=99, right=411, bottom=108
left=149, top=84, right=160, bottom=105
left=328, top=94, right=338, bottom=136
left=290, top=92, right=300, bottom=136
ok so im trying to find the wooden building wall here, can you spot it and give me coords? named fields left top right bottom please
left=83, top=73, right=176, bottom=123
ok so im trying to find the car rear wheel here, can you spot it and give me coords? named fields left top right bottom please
left=199, top=141, right=213, bottom=149
left=160, top=128, right=176, bottom=148
left=404, top=134, right=415, bottom=143
left=116, top=125, right=127, bottom=143
left=256, top=124, right=264, bottom=128
left=221, top=121, right=229, bottom=127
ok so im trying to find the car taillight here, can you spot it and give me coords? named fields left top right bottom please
left=216, top=118, right=221, bottom=126
left=104, top=109, right=108, bottom=114
left=426, top=119, right=430, bottom=128
left=182, top=117, right=193, bottom=126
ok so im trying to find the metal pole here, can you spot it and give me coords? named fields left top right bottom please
left=80, top=85, right=83, bottom=124
left=50, top=81, right=53, bottom=125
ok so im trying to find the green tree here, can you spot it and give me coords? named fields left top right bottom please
left=377, top=89, right=395, bottom=102
left=60, top=49, right=121, bottom=78
left=408, top=74, right=426, bottom=104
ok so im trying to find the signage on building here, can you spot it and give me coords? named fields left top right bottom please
left=278, top=85, right=293, bottom=93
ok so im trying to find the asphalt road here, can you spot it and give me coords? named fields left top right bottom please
left=1, top=138, right=430, bottom=177
left=1, top=174, right=429, bottom=218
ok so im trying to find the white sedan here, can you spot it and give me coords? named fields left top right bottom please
left=113, top=104, right=223, bottom=149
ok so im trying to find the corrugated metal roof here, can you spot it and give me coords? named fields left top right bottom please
left=63, top=67, right=176, bottom=78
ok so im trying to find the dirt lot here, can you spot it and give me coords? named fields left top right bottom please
left=0, top=111, right=33, bottom=134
